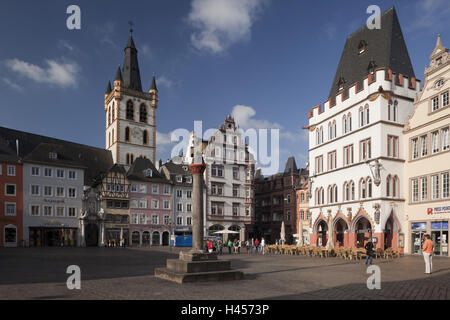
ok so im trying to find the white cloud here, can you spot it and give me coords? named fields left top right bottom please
left=231, top=105, right=282, bottom=130
left=187, top=0, right=267, bottom=53
left=5, top=58, right=80, bottom=88
left=2, top=78, right=23, bottom=92
left=156, top=131, right=174, bottom=145
left=408, top=0, right=450, bottom=32
left=58, top=40, right=75, bottom=52
left=157, top=75, right=173, bottom=89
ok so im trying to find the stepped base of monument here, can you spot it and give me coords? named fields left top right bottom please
left=154, top=250, right=244, bottom=283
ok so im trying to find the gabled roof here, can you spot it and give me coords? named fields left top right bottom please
left=0, top=137, right=20, bottom=163
left=105, top=80, right=112, bottom=94
left=127, top=157, right=170, bottom=183
left=160, top=160, right=193, bottom=186
left=328, top=6, right=415, bottom=99
left=0, top=126, right=113, bottom=186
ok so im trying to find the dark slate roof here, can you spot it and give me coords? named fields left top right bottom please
left=105, top=81, right=112, bottom=94
left=0, top=137, right=20, bottom=163
left=0, top=126, right=113, bottom=186
left=328, top=6, right=415, bottom=99
left=150, top=75, right=157, bottom=91
left=108, top=163, right=127, bottom=175
left=284, top=157, right=298, bottom=175
left=127, top=157, right=171, bottom=183
left=115, top=66, right=123, bottom=81
left=122, top=33, right=143, bottom=92
left=160, top=160, right=193, bottom=186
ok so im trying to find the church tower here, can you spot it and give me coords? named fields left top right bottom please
left=104, top=27, right=158, bottom=167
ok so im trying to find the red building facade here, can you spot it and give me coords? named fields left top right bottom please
left=0, top=147, right=23, bottom=247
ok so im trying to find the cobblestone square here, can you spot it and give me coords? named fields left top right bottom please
left=1, top=247, right=449, bottom=300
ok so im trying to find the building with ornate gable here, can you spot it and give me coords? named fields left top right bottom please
left=404, top=35, right=450, bottom=256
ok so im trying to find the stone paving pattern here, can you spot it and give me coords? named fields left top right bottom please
left=1, top=247, right=449, bottom=300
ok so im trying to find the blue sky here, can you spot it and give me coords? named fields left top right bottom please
left=1, top=0, right=449, bottom=174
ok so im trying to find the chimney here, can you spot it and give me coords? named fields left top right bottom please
left=16, top=139, right=19, bottom=156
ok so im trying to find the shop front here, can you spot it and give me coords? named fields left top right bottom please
left=431, top=221, right=448, bottom=256
left=29, top=227, right=77, bottom=247
left=411, top=222, right=427, bottom=255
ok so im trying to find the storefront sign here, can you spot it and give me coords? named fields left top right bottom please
left=44, top=220, right=65, bottom=226
left=427, top=206, right=450, bottom=215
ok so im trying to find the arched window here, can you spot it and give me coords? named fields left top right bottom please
left=342, top=115, right=347, bottom=134
left=328, top=122, right=332, bottom=140
left=344, top=182, right=349, bottom=201
left=140, top=104, right=147, bottom=123
left=367, top=178, right=372, bottom=198
left=351, top=181, right=355, bottom=200
left=130, top=154, right=135, bottom=164
left=126, top=100, right=134, bottom=120
left=386, top=175, right=391, bottom=197
left=333, top=121, right=337, bottom=139
left=359, top=107, right=364, bottom=127
left=112, top=129, right=115, bottom=144
left=328, top=185, right=332, bottom=203
left=360, top=179, right=366, bottom=199
left=365, top=104, right=370, bottom=124
left=112, top=102, right=115, bottom=120
left=334, top=185, right=338, bottom=203
left=143, top=130, right=148, bottom=145
left=393, top=176, right=399, bottom=198
left=320, top=127, right=323, bottom=143
left=125, top=127, right=131, bottom=142
left=347, top=113, right=352, bottom=131
left=108, top=107, right=112, bottom=125
left=321, top=188, right=324, bottom=205
left=126, top=153, right=130, bottom=165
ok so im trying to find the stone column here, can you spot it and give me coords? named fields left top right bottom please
left=189, top=163, right=206, bottom=253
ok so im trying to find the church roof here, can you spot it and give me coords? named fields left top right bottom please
left=105, top=80, right=112, bottom=94
left=328, top=6, right=415, bottom=99
left=122, top=33, right=143, bottom=92
left=150, top=75, right=157, bottom=91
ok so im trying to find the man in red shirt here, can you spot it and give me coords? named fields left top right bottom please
left=254, top=238, right=260, bottom=253
left=207, top=240, right=213, bottom=253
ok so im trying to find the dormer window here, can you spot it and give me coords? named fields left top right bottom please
left=49, top=152, right=57, bottom=160
left=176, top=175, right=182, bottom=183
left=338, top=77, right=345, bottom=91
left=145, top=169, right=152, bottom=177
left=186, top=176, right=192, bottom=184
left=358, top=40, right=367, bottom=54
left=367, top=60, right=376, bottom=74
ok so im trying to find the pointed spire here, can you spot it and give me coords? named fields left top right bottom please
left=105, top=80, right=112, bottom=94
left=150, top=74, right=157, bottom=91
left=436, top=34, right=442, bottom=48
left=115, top=66, right=123, bottom=81
left=122, top=26, right=142, bottom=92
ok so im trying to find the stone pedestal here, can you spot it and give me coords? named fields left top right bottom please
left=155, top=250, right=243, bottom=284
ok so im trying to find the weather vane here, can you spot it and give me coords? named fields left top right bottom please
left=128, top=21, right=134, bottom=33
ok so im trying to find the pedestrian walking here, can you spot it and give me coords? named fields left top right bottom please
left=422, top=234, right=434, bottom=274
left=254, top=238, right=260, bottom=254
left=218, top=240, right=223, bottom=255
left=261, top=237, right=266, bottom=255
left=238, top=240, right=242, bottom=254
left=227, top=239, right=232, bottom=254
left=364, top=238, right=374, bottom=265
left=251, top=238, right=255, bottom=254
left=208, top=240, right=213, bottom=253
left=245, top=240, right=250, bottom=254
